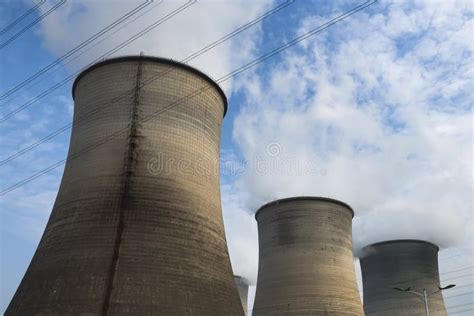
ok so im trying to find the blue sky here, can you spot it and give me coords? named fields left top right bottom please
left=1, top=0, right=473, bottom=314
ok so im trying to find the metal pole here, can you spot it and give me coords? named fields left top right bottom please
left=423, top=288, right=429, bottom=316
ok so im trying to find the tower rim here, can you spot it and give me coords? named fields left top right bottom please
left=255, top=196, right=354, bottom=221
left=362, top=239, right=440, bottom=252
left=72, top=55, right=228, bottom=117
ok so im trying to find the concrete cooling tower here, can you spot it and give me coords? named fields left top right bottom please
left=234, top=276, right=249, bottom=315
left=252, top=197, right=364, bottom=315
left=6, top=56, right=244, bottom=315
left=360, top=240, right=447, bottom=316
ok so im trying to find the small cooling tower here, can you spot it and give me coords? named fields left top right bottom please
left=6, top=56, right=243, bottom=315
left=252, top=197, right=363, bottom=315
left=235, top=276, right=249, bottom=315
left=360, top=239, right=447, bottom=316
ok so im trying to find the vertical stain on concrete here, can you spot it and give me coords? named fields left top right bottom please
left=102, top=58, right=143, bottom=315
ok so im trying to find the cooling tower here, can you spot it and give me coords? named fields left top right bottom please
left=235, top=276, right=249, bottom=315
left=360, top=239, right=447, bottom=316
left=6, top=56, right=243, bottom=315
left=252, top=197, right=364, bottom=315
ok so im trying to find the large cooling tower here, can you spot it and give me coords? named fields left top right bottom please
left=252, top=197, right=363, bottom=315
left=6, top=56, right=243, bottom=315
left=360, top=240, right=447, bottom=316
left=235, top=276, right=249, bottom=315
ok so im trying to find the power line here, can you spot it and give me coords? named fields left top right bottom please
left=441, top=266, right=474, bottom=275
left=446, top=302, right=474, bottom=310
left=444, top=291, right=474, bottom=299
left=0, top=0, right=162, bottom=112
left=442, top=273, right=474, bottom=283
left=371, top=269, right=474, bottom=289
left=360, top=282, right=474, bottom=300
left=0, top=0, right=294, bottom=162
left=0, top=0, right=67, bottom=50
left=0, top=0, right=377, bottom=196
left=0, top=0, right=46, bottom=35
left=445, top=283, right=474, bottom=291
left=361, top=280, right=474, bottom=313
left=0, top=0, right=294, bottom=121
left=449, top=309, right=474, bottom=315
left=386, top=273, right=474, bottom=290
left=0, top=0, right=191, bottom=124
left=364, top=289, right=474, bottom=314
left=0, top=0, right=154, bottom=102
left=440, top=250, right=474, bottom=261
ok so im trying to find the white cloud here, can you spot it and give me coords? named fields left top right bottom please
left=2, top=0, right=275, bottom=304
left=2, top=0, right=472, bottom=313
left=37, top=0, right=272, bottom=93
left=225, top=2, right=473, bottom=311
left=231, top=0, right=473, bottom=252
left=221, top=183, right=259, bottom=284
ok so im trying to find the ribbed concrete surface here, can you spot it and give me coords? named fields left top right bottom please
left=361, top=240, right=447, bottom=316
left=235, top=276, right=249, bottom=315
left=6, top=56, right=243, bottom=315
left=252, top=197, right=364, bottom=315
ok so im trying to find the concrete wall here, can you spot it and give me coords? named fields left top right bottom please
left=361, top=240, right=447, bottom=316
left=6, top=56, right=243, bottom=315
left=235, top=276, right=249, bottom=315
left=252, top=197, right=364, bottom=315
